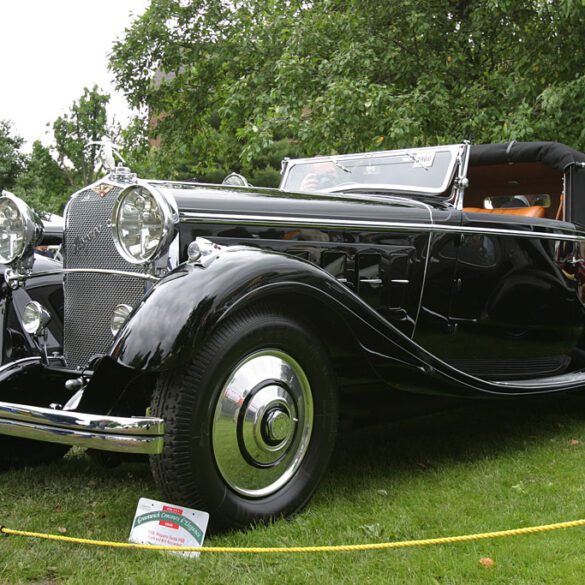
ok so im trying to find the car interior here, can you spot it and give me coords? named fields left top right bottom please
left=463, top=161, right=563, bottom=220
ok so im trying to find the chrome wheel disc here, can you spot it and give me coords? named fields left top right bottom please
left=211, top=349, right=314, bottom=497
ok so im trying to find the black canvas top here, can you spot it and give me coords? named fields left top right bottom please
left=470, top=141, right=585, bottom=172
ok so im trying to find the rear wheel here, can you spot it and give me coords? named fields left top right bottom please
left=150, top=307, right=338, bottom=531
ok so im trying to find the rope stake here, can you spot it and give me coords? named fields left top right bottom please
left=2, top=518, right=585, bottom=554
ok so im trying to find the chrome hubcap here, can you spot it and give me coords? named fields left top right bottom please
left=212, top=350, right=314, bottom=497
left=264, top=409, right=292, bottom=444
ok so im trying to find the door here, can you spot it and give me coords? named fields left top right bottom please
left=446, top=212, right=585, bottom=380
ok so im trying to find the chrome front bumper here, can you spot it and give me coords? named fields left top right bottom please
left=0, top=400, right=164, bottom=455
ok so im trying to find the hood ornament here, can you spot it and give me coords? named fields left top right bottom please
left=85, top=137, right=125, bottom=172
left=85, top=137, right=137, bottom=184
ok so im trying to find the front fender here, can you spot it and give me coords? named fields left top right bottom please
left=109, top=246, right=421, bottom=373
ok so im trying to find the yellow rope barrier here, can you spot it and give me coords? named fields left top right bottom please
left=2, top=518, right=585, bottom=554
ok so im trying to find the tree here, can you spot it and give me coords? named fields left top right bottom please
left=110, top=0, right=305, bottom=181
left=10, top=86, right=118, bottom=214
left=110, top=0, right=585, bottom=180
left=53, top=86, right=114, bottom=189
left=13, top=141, right=70, bottom=214
left=0, top=120, right=25, bottom=192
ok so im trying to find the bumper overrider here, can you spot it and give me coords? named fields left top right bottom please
left=0, top=359, right=164, bottom=455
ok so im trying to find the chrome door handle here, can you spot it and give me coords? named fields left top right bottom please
left=359, top=278, right=383, bottom=285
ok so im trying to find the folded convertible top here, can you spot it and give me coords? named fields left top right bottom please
left=470, top=141, right=585, bottom=172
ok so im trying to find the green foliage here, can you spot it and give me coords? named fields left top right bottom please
left=110, top=0, right=585, bottom=180
left=9, top=86, right=118, bottom=214
left=117, top=114, right=154, bottom=177
left=247, top=166, right=281, bottom=188
left=0, top=120, right=25, bottom=192
left=13, top=141, right=70, bottom=214
left=53, top=86, right=112, bottom=188
left=7, top=1, right=585, bottom=202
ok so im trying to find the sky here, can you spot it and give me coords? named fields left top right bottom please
left=0, top=0, right=150, bottom=150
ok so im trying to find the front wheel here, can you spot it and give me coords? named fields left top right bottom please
left=150, top=307, right=338, bottom=532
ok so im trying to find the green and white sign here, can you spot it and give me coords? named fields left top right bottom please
left=128, top=497, right=209, bottom=558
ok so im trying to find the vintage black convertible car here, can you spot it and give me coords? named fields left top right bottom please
left=0, top=141, right=584, bottom=531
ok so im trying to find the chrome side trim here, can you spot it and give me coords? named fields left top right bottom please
left=413, top=220, right=434, bottom=339
left=494, top=369, right=585, bottom=390
left=5, top=268, right=160, bottom=285
left=399, top=198, right=433, bottom=339
left=0, top=400, right=164, bottom=455
left=180, top=211, right=585, bottom=242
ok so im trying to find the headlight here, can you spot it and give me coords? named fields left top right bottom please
left=112, top=185, right=177, bottom=264
left=110, top=303, right=133, bottom=336
left=22, top=301, right=51, bottom=335
left=0, top=193, right=43, bottom=265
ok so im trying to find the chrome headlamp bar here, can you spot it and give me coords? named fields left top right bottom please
left=4, top=267, right=161, bottom=287
left=0, top=192, right=44, bottom=267
left=111, top=183, right=178, bottom=265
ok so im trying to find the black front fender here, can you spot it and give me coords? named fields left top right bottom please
left=109, top=247, right=422, bottom=373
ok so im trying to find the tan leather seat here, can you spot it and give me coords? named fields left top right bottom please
left=463, top=206, right=546, bottom=218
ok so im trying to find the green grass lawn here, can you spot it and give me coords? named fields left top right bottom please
left=2, top=396, right=585, bottom=584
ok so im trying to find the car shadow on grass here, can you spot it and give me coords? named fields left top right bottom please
left=323, top=392, right=585, bottom=495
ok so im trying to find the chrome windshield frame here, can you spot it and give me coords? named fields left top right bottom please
left=279, top=144, right=462, bottom=195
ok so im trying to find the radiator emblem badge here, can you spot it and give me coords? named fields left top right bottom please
left=92, top=184, right=114, bottom=198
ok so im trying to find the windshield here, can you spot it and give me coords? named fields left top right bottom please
left=280, top=145, right=460, bottom=195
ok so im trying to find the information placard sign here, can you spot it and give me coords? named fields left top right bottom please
left=128, top=497, right=209, bottom=558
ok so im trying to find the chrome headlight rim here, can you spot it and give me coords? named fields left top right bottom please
left=110, top=303, right=133, bottom=336
left=22, top=301, right=51, bottom=335
left=111, top=183, right=177, bottom=265
left=0, top=192, right=44, bottom=266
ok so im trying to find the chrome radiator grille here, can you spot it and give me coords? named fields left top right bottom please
left=63, top=185, right=146, bottom=369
